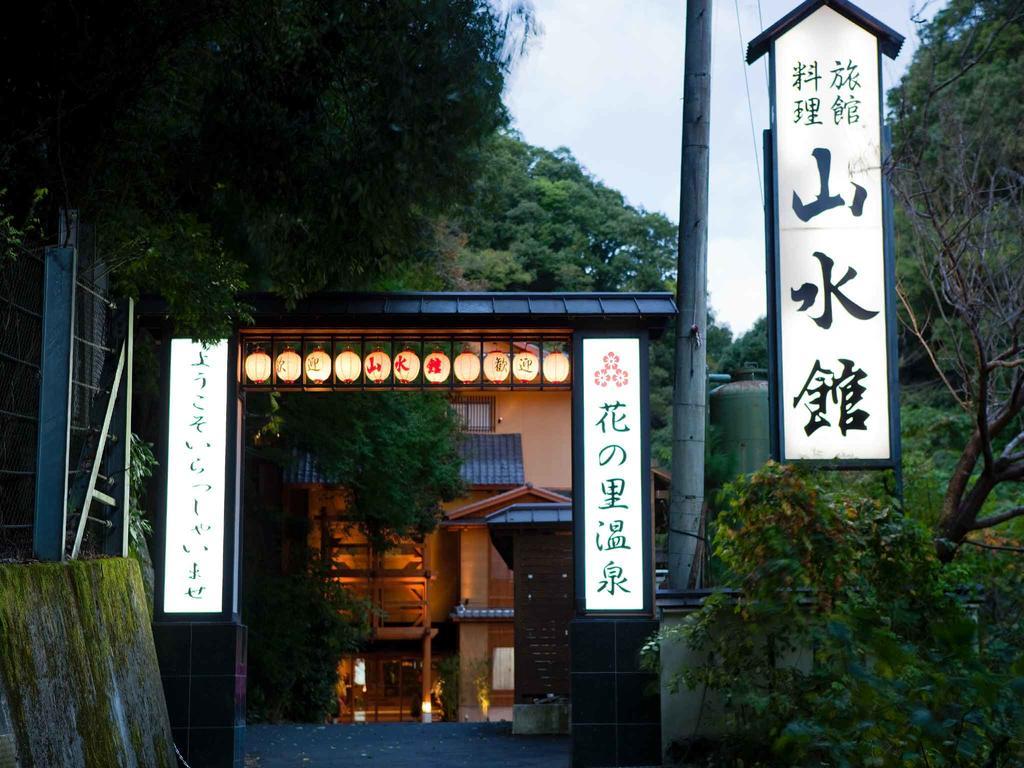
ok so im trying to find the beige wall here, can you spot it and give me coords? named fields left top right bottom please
left=458, top=623, right=490, bottom=721
left=427, top=529, right=459, bottom=623
left=459, top=527, right=490, bottom=605
left=492, top=390, right=571, bottom=490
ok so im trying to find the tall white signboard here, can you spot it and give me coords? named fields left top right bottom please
left=764, top=3, right=900, bottom=463
left=580, top=337, right=647, bottom=612
left=163, top=339, right=228, bottom=613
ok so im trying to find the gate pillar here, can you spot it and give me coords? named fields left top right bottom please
left=152, top=335, right=246, bottom=768
left=569, top=331, right=660, bottom=767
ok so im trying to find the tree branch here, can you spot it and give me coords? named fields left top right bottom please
left=970, top=507, right=1024, bottom=531
left=963, top=537, right=1024, bottom=554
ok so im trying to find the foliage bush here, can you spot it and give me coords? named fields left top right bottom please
left=648, top=462, right=1024, bottom=767
left=245, top=566, right=370, bottom=723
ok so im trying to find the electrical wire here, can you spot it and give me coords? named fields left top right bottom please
left=735, top=0, right=764, bottom=207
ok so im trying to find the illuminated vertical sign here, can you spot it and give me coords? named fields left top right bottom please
left=163, top=339, right=228, bottom=613
left=580, top=337, right=647, bottom=612
left=763, top=3, right=901, bottom=463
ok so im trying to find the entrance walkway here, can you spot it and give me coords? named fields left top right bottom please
left=245, top=722, right=570, bottom=768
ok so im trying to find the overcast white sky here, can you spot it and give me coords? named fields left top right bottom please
left=504, top=0, right=931, bottom=334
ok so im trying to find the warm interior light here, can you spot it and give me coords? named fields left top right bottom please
left=483, top=350, right=510, bottom=383
left=364, top=349, right=392, bottom=383
left=421, top=700, right=432, bottom=714
left=512, top=351, right=540, bottom=383
left=334, top=349, right=361, bottom=383
left=453, top=350, right=481, bottom=383
left=423, top=351, right=451, bottom=384
left=393, top=348, right=421, bottom=383
left=543, top=350, right=571, bottom=384
left=274, top=345, right=302, bottom=383
left=304, top=346, right=331, bottom=383
left=244, top=346, right=272, bottom=384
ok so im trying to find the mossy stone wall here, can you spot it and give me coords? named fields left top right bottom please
left=0, top=558, right=175, bottom=768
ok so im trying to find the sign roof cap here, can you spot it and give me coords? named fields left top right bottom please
left=746, top=0, right=905, bottom=64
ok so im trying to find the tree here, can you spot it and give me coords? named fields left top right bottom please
left=445, top=131, right=677, bottom=292
left=261, top=392, right=465, bottom=548
left=888, top=0, right=1024, bottom=560
left=648, top=463, right=1024, bottom=766
left=1, top=0, right=532, bottom=338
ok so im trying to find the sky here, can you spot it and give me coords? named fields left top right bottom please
left=504, top=0, right=933, bottom=335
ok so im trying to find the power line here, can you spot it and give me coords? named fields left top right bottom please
left=734, top=0, right=764, bottom=207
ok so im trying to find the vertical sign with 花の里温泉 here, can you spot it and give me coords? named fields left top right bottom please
left=581, top=337, right=646, bottom=612
left=163, top=338, right=228, bottom=613
left=770, top=3, right=898, bottom=463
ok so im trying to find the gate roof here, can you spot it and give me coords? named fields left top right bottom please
left=229, top=291, right=677, bottom=335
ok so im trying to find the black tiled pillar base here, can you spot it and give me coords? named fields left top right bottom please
left=154, top=622, right=247, bottom=768
left=570, top=618, right=661, bottom=768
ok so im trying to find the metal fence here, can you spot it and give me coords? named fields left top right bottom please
left=0, top=251, right=45, bottom=560
left=67, top=227, right=117, bottom=559
left=0, top=222, right=120, bottom=561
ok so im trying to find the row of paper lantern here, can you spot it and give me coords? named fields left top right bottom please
left=244, top=345, right=571, bottom=386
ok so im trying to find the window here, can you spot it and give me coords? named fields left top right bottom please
left=450, top=395, right=495, bottom=433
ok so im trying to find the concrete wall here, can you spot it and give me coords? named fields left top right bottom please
left=659, top=610, right=812, bottom=765
left=0, top=558, right=175, bottom=768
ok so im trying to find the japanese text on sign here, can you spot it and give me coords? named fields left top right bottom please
left=773, top=5, right=892, bottom=461
left=582, top=338, right=645, bottom=611
left=163, top=339, right=228, bottom=613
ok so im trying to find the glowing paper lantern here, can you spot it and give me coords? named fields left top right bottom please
left=423, top=351, right=451, bottom=384
left=393, top=349, right=421, bottom=383
left=304, top=346, right=332, bottom=383
left=244, top=346, right=272, bottom=384
left=512, top=351, right=540, bottom=383
left=275, top=345, right=302, bottom=383
left=334, top=349, right=361, bottom=384
left=543, top=350, right=571, bottom=384
left=483, top=351, right=510, bottom=383
left=453, top=350, right=481, bottom=383
left=364, top=349, right=391, bottom=383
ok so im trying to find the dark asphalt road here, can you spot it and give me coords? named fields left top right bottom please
left=245, top=722, right=570, bottom=768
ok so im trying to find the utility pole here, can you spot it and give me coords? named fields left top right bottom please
left=668, top=0, right=712, bottom=591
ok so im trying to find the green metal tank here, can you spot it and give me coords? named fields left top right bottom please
left=709, top=367, right=770, bottom=475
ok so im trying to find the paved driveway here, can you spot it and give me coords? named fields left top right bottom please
left=245, top=723, right=569, bottom=768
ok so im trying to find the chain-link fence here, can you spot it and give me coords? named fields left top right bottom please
left=0, top=221, right=121, bottom=561
left=67, top=226, right=117, bottom=559
left=0, top=251, right=44, bottom=560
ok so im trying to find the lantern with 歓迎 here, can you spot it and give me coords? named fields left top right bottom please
left=245, top=346, right=272, bottom=384
left=453, top=350, right=481, bottom=383
left=393, top=349, right=421, bottom=383
left=512, top=350, right=539, bottom=383
left=364, top=349, right=391, bottom=383
left=424, top=351, right=451, bottom=384
left=304, top=346, right=332, bottom=383
left=483, top=351, right=510, bottom=383
left=334, top=349, right=361, bottom=384
left=275, top=346, right=302, bottom=383
left=543, top=350, right=571, bottom=384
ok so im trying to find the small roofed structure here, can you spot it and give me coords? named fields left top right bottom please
left=746, top=0, right=904, bottom=63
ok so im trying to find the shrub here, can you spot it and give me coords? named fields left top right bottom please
left=648, top=462, right=1024, bottom=766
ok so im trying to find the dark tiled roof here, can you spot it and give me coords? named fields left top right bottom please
left=486, top=502, right=572, bottom=526
left=283, top=449, right=338, bottom=485
left=459, top=434, right=524, bottom=487
left=284, top=435, right=524, bottom=487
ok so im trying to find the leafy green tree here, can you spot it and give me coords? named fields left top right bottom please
left=264, top=392, right=465, bottom=548
left=446, top=131, right=676, bottom=292
left=713, top=316, right=768, bottom=376
left=2, top=0, right=531, bottom=338
left=889, top=0, right=1024, bottom=557
left=649, top=463, right=1024, bottom=766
